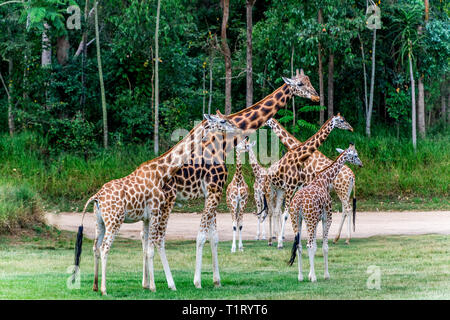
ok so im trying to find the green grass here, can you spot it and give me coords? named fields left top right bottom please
left=0, top=229, right=449, bottom=299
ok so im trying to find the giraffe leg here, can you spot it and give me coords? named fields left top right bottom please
left=333, top=209, right=346, bottom=244
left=194, top=189, right=221, bottom=289
left=156, top=238, right=176, bottom=290
left=322, top=210, right=332, bottom=280
left=141, top=220, right=150, bottom=289
left=238, top=216, right=244, bottom=252
left=231, top=218, right=237, bottom=253
left=306, top=221, right=318, bottom=282
left=92, top=211, right=105, bottom=292
left=100, top=216, right=123, bottom=296
left=208, top=217, right=221, bottom=287
left=277, top=190, right=292, bottom=249
left=297, top=214, right=303, bottom=282
left=255, top=193, right=262, bottom=240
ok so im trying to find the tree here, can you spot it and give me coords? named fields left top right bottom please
left=94, top=1, right=108, bottom=148
left=154, top=0, right=161, bottom=154
left=220, top=0, right=232, bottom=115
left=318, top=7, right=325, bottom=124
left=246, top=0, right=256, bottom=108
left=417, top=0, right=429, bottom=138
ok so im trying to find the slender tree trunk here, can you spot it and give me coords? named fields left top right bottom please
left=441, top=80, right=447, bottom=126
left=359, top=34, right=369, bottom=118
left=154, top=0, right=161, bottom=154
left=56, top=36, right=70, bottom=65
left=41, top=22, right=52, bottom=67
left=409, top=52, right=417, bottom=151
left=366, top=29, right=377, bottom=137
left=80, top=0, right=90, bottom=116
left=202, top=68, right=206, bottom=114
left=417, top=76, right=425, bottom=137
left=221, top=0, right=232, bottom=115
left=291, top=44, right=295, bottom=126
left=208, top=54, right=213, bottom=114
left=318, top=8, right=325, bottom=124
left=246, top=0, right=255, bottom=108
left=94, top=2, right=108, bottom=148
left=327, top=51, right=334, bottom=119
left=0, top=68, right=14, bottom=136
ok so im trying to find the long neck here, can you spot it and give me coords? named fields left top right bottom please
left=228, top=84, right=292, bottom=132
left=317, top=152, right=347, bottom=184
left=292, top=117, right=335, bottom=162
left=248, top=147, right=262, bottom=176
left=268, top=118, right=301, bottom=150
left=234, top=149, right=244, bottom=181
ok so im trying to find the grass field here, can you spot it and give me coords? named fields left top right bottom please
left=0, top=227, right=448, bottom=299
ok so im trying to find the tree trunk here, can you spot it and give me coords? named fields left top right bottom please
left=41, top=22, right=52, bottom=67
left=318, top=8, right=325, bottom=124
left=94, top=2, right=108, bottom=149
left=154, top=0, right=161, bottom=154
left=221, top=0, right=232, bottom=115
left=208, top=53, right=213, bottom=114
left=417, top=75, right=425, bottom=138
left=441, top=80, right=447, bottom=125
left=246, top=0, right=255, bottom=108
left=80, top=0, right=90, bottom=115
left=409, top=53, right=417, bottom=151
left=359, top=34, right=369, bottom=119
left=291, top=44, right=295, bottom=126
left=366, top=29, right=377, bottom=137
left=327, top=51, right=334, bottom=119
left=202, top=68, right=206, bottom=114
left=56, top=36, right=70, bottom=65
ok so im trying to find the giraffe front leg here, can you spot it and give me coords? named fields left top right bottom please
left=231, top=219, right=237, bottom=253
left=297, top=215, right=303, bottom=282
left=157, top=238, right=176, bottom=290
left=322, top=210, right=332, bottom=280
left=333, top=211, right=346, bottom=244
left=238, top=218, right=244, bottom=252
left=345, top=201, right=352, bottom=245
left=277, top=190, right=292, bottom=249
left=208, top=218, right=221, bottom=288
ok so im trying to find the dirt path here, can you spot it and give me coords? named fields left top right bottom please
left=45, top=211, right=450, bottom=241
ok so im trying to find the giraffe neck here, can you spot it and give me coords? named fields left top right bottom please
left=317, top=151, right=347, bottom=185
left=291, top=117, right=335, bottom=162
left=234, top=149, right=244, bottom=182
left=228, top=84, right=293, bottom=132
left=268, top=118, right=301, bottom=150
left=248, top=147, right=262, bottom=176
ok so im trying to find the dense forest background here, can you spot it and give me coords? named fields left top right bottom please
left=0, top=0, right=449, bottom=231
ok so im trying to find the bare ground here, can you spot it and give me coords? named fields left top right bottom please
left=45, top=211, right=450, bottom=242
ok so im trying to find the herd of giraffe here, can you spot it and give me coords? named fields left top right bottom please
left=76, top=69, right=363, bottom=295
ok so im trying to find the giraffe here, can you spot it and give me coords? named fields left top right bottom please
left=263, top=114, right=354, bottom=248
left=246, top=136, right=268, bottom=240
left=79, top=115, right=237, bottom=295
left=151, top=69, right=320, bottom=289
left=226, top=138, right=252, bottom=252
left=265, top=118, right=357, bottom=245
left=287, top=144, right=363, bottom=282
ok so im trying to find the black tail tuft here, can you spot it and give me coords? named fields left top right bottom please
left=72, top=225, right=83, bottom=283
left=288, top=233, right=300, bottom=266
left=353, top=197, right=357, bottom=232
left=261, top=195, right=269, bottom=222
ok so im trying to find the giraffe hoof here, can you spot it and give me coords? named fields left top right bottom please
left=214, top=281, right=221, bottom=288
left=169, top=285, right=177, bottom=291
left=324, top=273, right=330, bottom=280
left=150, top=286, right=156, bottom=292
left=345, top=240, right=350, bottom=245
left=268, top=242, right=273, bottom=247
left=101, top=290, right=107, bottom=296
left=194, top=281, right=202, bottom=289
left=298, top=275, right=304, bottom=282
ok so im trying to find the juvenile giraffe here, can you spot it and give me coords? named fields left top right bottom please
left=266, top=118, right=357, bottom=244
left=246, top=138, right=268, bottom=240
left=80, top=115, right=237, bottom=295
left=152, top=69, right=319, bottom=289
left=226, top=139, right=252, bottom=252
left=287, top=144, right=363, bottom=282
left=263, top=114, right=353, bottom=248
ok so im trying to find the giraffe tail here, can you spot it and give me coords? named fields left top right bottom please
left=352, top=181, right=356, bottom=232
left=288, top=232, right=300, bottom=266
left=260, top=194, right=269, bottom=222
left=71, top=193, right=97, bottom=283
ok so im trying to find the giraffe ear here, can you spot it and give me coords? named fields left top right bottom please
left=300, top=69, right=305, bottom=76
left=282, top=76, right=294, bottom=85
left=250, top=141, right=256, bottom=148
left=336, top=148, right=345, bottom=154
left=203, top=114, right=212, bottom=121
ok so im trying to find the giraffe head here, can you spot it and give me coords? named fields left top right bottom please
left=236, top=136, right=256, bottom=153
left=331, top=113, right=353, bottom=132
left=336, top=143, right=363, bottom=167
left=203, top=112, right=237, bottom=134
left=282, top=69, right=319, bottom=102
